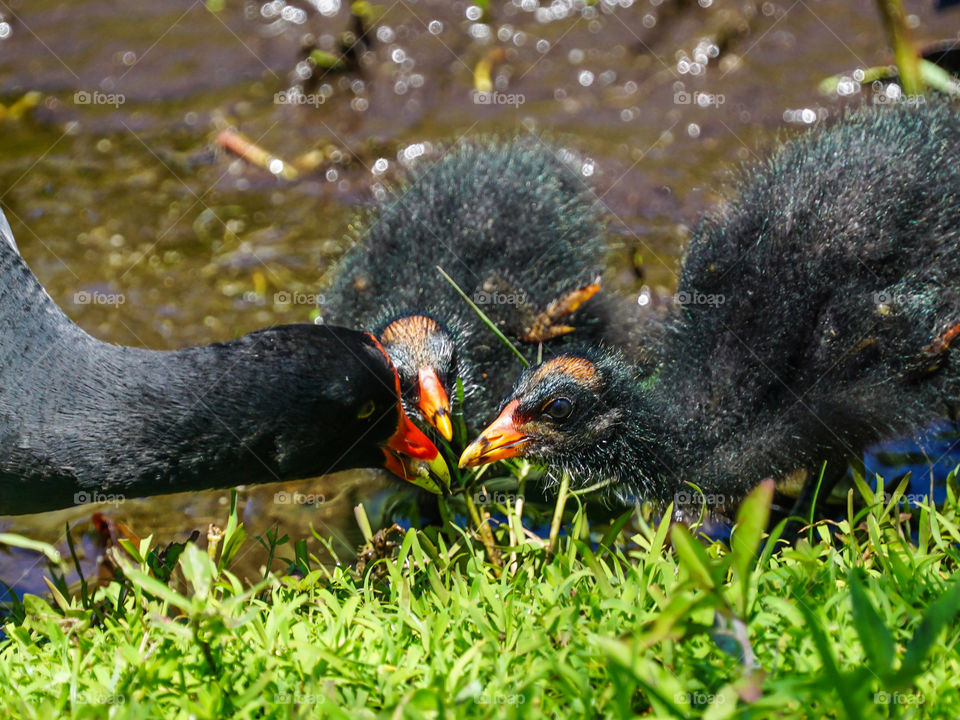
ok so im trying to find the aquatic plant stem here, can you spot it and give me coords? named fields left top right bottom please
left=547, top=472, right=572, bottom=557
left=354, top=503, right=374, bottom=543
left=875, top=0, right=922, bottom=94
left=509, top=467, right=530, bottom=571
left=465, top=490, right=502, bottom=576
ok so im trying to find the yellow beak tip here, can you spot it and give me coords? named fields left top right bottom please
left=457, top=445, right=481, bottom=469
left=434, top=414, right=454, bottom=443
left=428, top=455, right=451, bottom=487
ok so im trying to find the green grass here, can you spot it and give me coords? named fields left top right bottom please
left=1, top=475, right=960, bottom=719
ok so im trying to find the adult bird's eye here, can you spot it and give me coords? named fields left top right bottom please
left=541, top=397, right=572, bottom=421
left=357, top=400, right=376, bottom=419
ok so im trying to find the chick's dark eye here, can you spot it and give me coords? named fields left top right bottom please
left=356, top=400, right=376, bottom=419
left=541, top=397, right=572, bottom=421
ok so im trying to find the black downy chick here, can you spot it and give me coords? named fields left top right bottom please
left=325, top=138, right=620, bottom=440
left=462, top=102, right=960, bottom=518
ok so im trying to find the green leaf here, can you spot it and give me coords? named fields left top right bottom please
left=0, top=533, right=62, bottom=564
left=118, top=538, right=144, bottom=565
left=757, top=517, right=789, bottom=573
left=124, top=568, right=193, bottom=612
left=848, top=572, right=895, bottom=677
left=879, top=474, right=911, bottom=524
left=435, top=265, right=529, bottom=368
left=42, top=577, right=70, bottom=613
left=649, top=504, right=672, bottom=559
left=591, top=635, right=690, bottom=718
left=354, top=503, right=374, bottom=543
left=309, top=49, right=346, bottom=70
left=898, top=580, right=960, bottom=683
left=807, top=462, right=829, bottom=533
left=179, top=544, right=216, bottom=600
left=850, top=470, right=877, bottom=507
left=670, top=524, right=717, bottom=591
left=218, top=489, right=246, bottom=571
left=149, top=533, right=198, bottom=583
left=453, top=377, right=468, bottom=449
left=797, top=602, right=864, bottom=720
left=919, top=58, right=960, bottom=96
left=818, top=65, right=895, bottom=95
left=730, top=479, right=773, bottom=616
left=577, top=541, right=613, bottom=596
left=598, top=510, right=634, bottom=556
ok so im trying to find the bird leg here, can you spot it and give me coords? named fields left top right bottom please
left=519, top=282, right=602, bottom=343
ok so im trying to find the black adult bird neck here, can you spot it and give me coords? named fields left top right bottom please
left=0, top=211, right=445, bottom=515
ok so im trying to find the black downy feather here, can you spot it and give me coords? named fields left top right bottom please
left=493, top=102, right=960, bottom=514
left=325, top=137, right=639, bottom=428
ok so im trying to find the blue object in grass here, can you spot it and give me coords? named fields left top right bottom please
left=697, top=421, right=960, bottom=543
left=862, top=419, right=960, bottom=507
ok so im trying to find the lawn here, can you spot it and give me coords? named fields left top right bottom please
left=1, top=471, right=959, bottom=719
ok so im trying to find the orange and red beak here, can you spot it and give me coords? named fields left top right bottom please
left=366, top=332, right=448, bottom=492
left=417, top=366, right=454, bottom=441
left=382, top=410, right=448, bottom=493
left=459, top=400, right=531, bottom=468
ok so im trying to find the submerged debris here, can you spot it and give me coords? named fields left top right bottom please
left=216, top=129, right=299, bottom=180
left=354, top=523, right=405, bottom=578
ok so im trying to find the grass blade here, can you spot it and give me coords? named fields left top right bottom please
left=435, top=265, right=529, bottom=367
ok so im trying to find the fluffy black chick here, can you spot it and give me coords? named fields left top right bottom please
left=461, top=101, right=960, bottom=517
left=324, top=138, right=616, bottom=440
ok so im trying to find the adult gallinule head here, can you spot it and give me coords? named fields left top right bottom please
left=325, top=138, right=612, bottom=440
left=462, top=101, right=960, bottom=515
left=0, top=210, right=446, bottom=516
